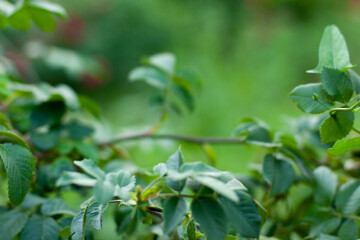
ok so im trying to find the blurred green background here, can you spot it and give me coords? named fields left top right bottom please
left=4, top=0, right=360, bottom=173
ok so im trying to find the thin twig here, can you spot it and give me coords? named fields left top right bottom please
left=97, top=132, right=247, bottom=146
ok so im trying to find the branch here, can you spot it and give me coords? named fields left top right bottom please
left=97, top=132, right=247, bottom=146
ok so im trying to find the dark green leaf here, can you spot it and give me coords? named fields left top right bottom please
left=290, top=83, right=334, bottom=113
left=20, top=215, right=60, bottom=240
left=165, top=148, right=186, bottom=192
left=191, top=198, right=227, bottom=240
left=320, top=111, right=354, bottom=143
left=335, top=180, right=360, bottom=215
left=321, top=67, right=353, bottom=103
left=0, top=209, right=28, bottom=240
left=163, top=197, right=187, bottom=234
left=349, top=69, right=360, bottom=94
left=262, top=154, right=295, bottom=195
left=187, top=219, right=197, bottom=240
left=86, top=202, right=106, bottom=230
left=41, top=198, right=75, bottom=216
left=219, top=191, right=261, bottom=238
left=0, top=130, right=29, bottom=149
left=337, top=219, right=358, bottom=240
left=313, top=166, right=337, bottom=205
left=0, top=143, right=35, bottom=205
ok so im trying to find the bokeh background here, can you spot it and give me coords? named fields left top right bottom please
left=3, top=0, right=360, bottom=173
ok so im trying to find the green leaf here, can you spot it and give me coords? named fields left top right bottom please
left=129, top=67, right=168, bottom=89
left=93, top=180, right=115, bottom=204
left=20, top=215, right=60, bottom=240
left=30, top=129, right=59, bottom=151
left=320, top=111, right=354, bottom=143
left=219, top=191, right=261, bottom=238
left=308, top=25, right=353, bottom=73
left=153, top=163, right=167, bottom=176
left=0, top=130, right=29, bottom=149
left=41, top=198, right=75, bottom=216
left=337, top=219, right=358, bottom=240
left=148, top=52, right=176, bottom=73
left=28, top=0, right=67, bottom=18
left=58, top=226, right=71, bottom=238
left=86, top=202, right=106, bottom=230
left=116, top=171, right=133, bottom=187
left=321, top=67, right=353, bottom=103
left=327, top=137, right=360, bottom=156
left=8, top=8, right=31, bottom=31
left=172, top=84, right=195, bottom=111
left=29, top=9, right=56, bottom=32
left=165, top=148, right=186, bottom=192
left=191, top=198, right=227, bottom=240
left=163, top=197, right=187, bottom=234
left=349, top=69, right=360, bottom=94
left=335, top=180, right=360, bottom=215
left=313, top=166, right=337, bottom=205
left=262, top=154, right=295, bottom=195
left=56, top=171, right=96, bottom=187
left=0, top=143, right=35, bottom=205
left=290, top=83, right=333, bottom=113
left=316, top=234, right=341, bottom=240
left=193, top=175, right=238, bottom=202
left=70, top=211, right=86, bottom=240
left=74, top=159, right=105, bottom=180
left=187, top=219, right=197, bottom=240
left=75, top=142, right=99, bottom=162
left=310, top=212, right=341, bottom=237
left=0, top=209, right=29, bottom=240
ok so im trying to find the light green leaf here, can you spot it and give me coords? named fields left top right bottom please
left=321, top=67, right=353, bottom=103
left=93, top=180, right=115, bottom=204
left=163, top=197, right=187, bottom=234
left=219, top=191, right=261, bottom=238
left=165, top=148, right=186, bottom=192
left=290, top=83, right=333, bottom=114
left=328, top=137, right=360, bottom=156
left=148, top=52, right=176, bottom=73
left=191, top=198, right=227, bottom=240
left=70, top=211, right=86, bottom=240
left=0, top=143, right=35, bottom=205
left=86, top=202, right=106, bottom=230
left=313, top=166, right=337, bottom=205
left=335, top=180, right=360, bottom=215
left=153, top=163, right=167, bottom=176
left=56, top=171, right=96, bottom=187
left=0, top=209, right=29, bottom=240
left=193, top=175, right=238, bottom=202
left=41, top=198, right=75, bottom=216
left=316, top=234, right=341, bottom=240
left=337, top=219, right=358, bottom=240
left=116, top=171, right=133, bottom=187
left=74, top=159, right=105, bottom=180
left=20, top=215, right=60, bottom=240
left=262, top=154, right=295, bottom=195
left=129, top=67, right=168, bottom=89
left=307, top=25, right=353, bottom=73
left=320, top=111, right=354, bottom=143
left=28, top=0, right=67, bottom=18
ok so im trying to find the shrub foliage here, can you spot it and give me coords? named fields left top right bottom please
left=0, top=2, right=360, bottom=240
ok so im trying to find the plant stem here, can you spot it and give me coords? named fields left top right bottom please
left=98, top=133, right=247, bottom=146
left=330, top=99, right=360, bottom=113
